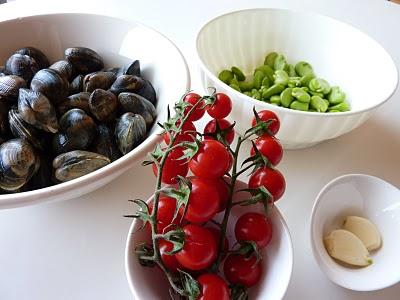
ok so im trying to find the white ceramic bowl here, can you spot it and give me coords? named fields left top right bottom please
left=196, top=8, right=398, bottom=149
left=310, top=174, right=400, bottom=291
left=0, top=13, right=189, bottom=209
left=125, top=180, right=293, bottom=299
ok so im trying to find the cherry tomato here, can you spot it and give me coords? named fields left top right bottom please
left=163, top=121, right=197, bottom=145
left=235, top=212, right=273, bottom=249
left=148, top=196, right=180, bottom=233
left=203, top=119, right=235, bottom=145
left=152, top=147, right=188, bottom=184
left=175, top=224, right=217, bottom=270
left=201, top=177, right=229, bottom=213
left=206, top=93, right=232, bottom=119
left=184, top=93, right=205, bottom=122
left=223, top=253, right=262, bottom=287
left=197, top=273, right=229, bottom=300
left=183, top=178, right=219, bottom=223
left=248, top=167, right=286, bottom=201
left=159, top=239, right=181, bottom=272
left=251, top=110, right=280, bottom=136
left=189, top=140, right=230, bottom=179
left=207, top=226, right=229, bottom=257
left=250, top=135, right=283, bottom=166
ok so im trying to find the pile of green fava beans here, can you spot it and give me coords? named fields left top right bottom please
left=218, top=52, right=349, bottom=113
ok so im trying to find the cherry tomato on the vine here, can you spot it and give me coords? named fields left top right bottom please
left=183, top=177, right=219, bottom=223
left=148, top=196, right=180, bottom=233
left=251, top=110, right=280, bottom=136
left=159, top=239, right=181, bottom=272
left=197, top=273, right=230, bottom=300
left=163, top=121, right=197, bottom=145
left=223, top=253, right=263, bottom=287
left=206, top=93, right=232, bottom=119
left=207, top=226, right=229, bottom=257
left=235, top=212, right=273, bottom=249
left=204, top=119, right=235, bottom=145
left=189, top=140, right=230, bottom=179
left=250, top=135, right=283, bottom=166
left=152, top=147, right=188, bottom=184
left=202, top=177, right=230, bottom=213
left=175, top=224, right=217, bottom=271
left=184, top=93, right=205, bottom=122
left=248, top=166, right=286, bottom=201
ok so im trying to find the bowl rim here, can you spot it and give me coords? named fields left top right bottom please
left=0, top=12, right=191, bottom=209
left=124, top=178, right=294, bottom=299
left=195, top=8, right=399, bottom=118
left=309, top=173, right=400, bottom=291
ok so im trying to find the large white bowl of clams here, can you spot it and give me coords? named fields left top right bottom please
left=0, top=13, right=189, bottom=209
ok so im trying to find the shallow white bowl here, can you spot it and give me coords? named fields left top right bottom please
left=0, top=13, right=189, bottom=209
left=125, top=180, right=293, bottom=299
left=196, top=8, right=398, bottom=149
left=310, top=174, right=400, bottom=291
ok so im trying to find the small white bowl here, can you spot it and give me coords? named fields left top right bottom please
left=196, top=8, right=398, bottom=149
left=0, top=13, right=189, bottom=209
left=310, top=174, right=400, bottom=291
left=125, top=179, right=293, bottom=299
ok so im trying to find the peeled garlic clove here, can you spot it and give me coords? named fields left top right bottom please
left=324, top=229, right=373, bottom=267
left=343, top=216, right=381, bottom=251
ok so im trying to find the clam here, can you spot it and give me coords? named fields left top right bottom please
left=15, top=47, right=49, bottom=69
left=83, top=71, right=116, bottom=93
left=122, top=60, right=141, bottom=77
left=118, top=92, right=156, bottom=128
left=0, top=75, right=27, bottom=104
left=88, top=89, right=118, bottom=122
left=5, top=53, right=40, bottom=83
left=49, top=60, right=74, bottom=81
left=18, top=88, right=58, bottom=133
left=69, top=74, right=84, bottom=94
left=53, top=150, right=110, bottom=182
left=65, top=47, right=104, bottom=75
left=0, top=101, right=10, bottom=136
left=109, top=75, right=144, bottom=95
left=0, top=138, right=39, bottom=191
left=57, top=92, right=91, bottom=116
left=103, top=67, right=121, bottom=77
left=91, top=124, right=121, bottom=161
left=115, top=112, right=146, bottom=155
left=30, top=68, right=69, bottom=104
left=28, top=154, right=53, bottom=189
left=136, top=79, right=157, bottom=105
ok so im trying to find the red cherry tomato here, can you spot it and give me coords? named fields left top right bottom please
left=206, top=93, right=232, bottom=119
left=152, top=147, right=188, bottom=184
left=251, top=110, right=280, bottom=136
left=201, top=177, right=230, bottom=213
left=148, top=196, right=180, bottom=233
left=183, top=178, right=219, bottom=223
left=235, top=212, right=273, bottom=249
left=203, top=119, right=235, bottom=145
left=163, top=121, right=197, bottom=145
left=189, top=140, right=230, bottom=179
left=223, top=253, right=263, bottom=287
left=250, top=135, right=283, bottom=166
left=175, top=224, right=217, bottom=271
left=207, top=226, right=229, bottom=257
left=248, top=167, right=286, bottom=201
left=184, top=93, right=205, bottom=122
left=159, top=239, right=181, bottom=272
left=197, top=273, right=230, bottom=300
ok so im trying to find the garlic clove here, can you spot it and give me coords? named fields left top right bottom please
left=343, top=216, right=381, bottom=251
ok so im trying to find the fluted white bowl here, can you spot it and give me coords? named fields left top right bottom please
left=196, top=9, right=398, bottom=149
left=0, top=13, right=189, bottom=209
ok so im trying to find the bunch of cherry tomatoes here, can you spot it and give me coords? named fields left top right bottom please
left=145, top=91, right=286, bottom=299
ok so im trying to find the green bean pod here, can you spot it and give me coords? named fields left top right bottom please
left=218, top=70, right=234, bottom=85
left=290, top=100, right=309, bottom=111
left=262, top=84, right=285, bottom=100
left=274, top=54, right=288, bottom=70
left=231, top=66, right=246, bottom=81
left=309, top=78, right=331, bottom=95
left=329, top=101, right=350, bottom=112
left=328, top=86, right=346, bottom=104
left=273, top=70, right=289, bottom=86
left=253, top=70, right=265, bottom=89
left=292, top=87, right=311, bottom=103
left=295, top=61, right=315, bottom=77
left=270, top=95, right=281, bottom=105
left=255, top=65, right=274, bottom=82
left=280, top=87, right=293, bottom=107
left=264, top=52, right=278, bottom=69
left=238, top=80, right=254, bottom=92
left=310, top=95, right=328, bottom=112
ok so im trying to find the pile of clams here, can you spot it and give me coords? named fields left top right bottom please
left=0, top=46, right=157, bottom=193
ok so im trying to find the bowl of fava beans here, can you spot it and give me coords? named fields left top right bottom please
left=196, top=8, right=398, bottom=149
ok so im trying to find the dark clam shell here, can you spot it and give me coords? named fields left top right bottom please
left=89, top=89, right=118, bottom=122
left=114, top=112, right=146, bottom=155
left=0, top=100, right=10, bottom=136
left=27, top=154, right=53, bottom=190
left=83, top=71, right=116, bottom=93
left=49, top=60, right=74, bottom=81
left=69, top=74, right=84, bottom=94
left=53, top=150, right=110, bottom=182
left=30, top=69, right=69, bottom=105
left=109, top=75, right=144, bottom=95
left=0, top=75, right=27, bottom=104
left=15, top=47, right=50, bottom=69
left=57, top=92, right=90, bottom=116
left=65, top=47, right=104, bottom=75
left=103, top=67, right=121, bottom=77
left=18, top=88, right=58, bottom=133
left=0, top=138, right=39, bottom=191
left=5, top=53, right=40, bottom=83
left=91, top=124, right=121, bottom=161
left=122, top=60, right=141, bottom=77
left=118, top=92, right=156, bottom=128
left=136, top=79, right=157, bottom=105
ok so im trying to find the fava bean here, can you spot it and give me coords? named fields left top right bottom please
left=262, top=84, right=285, bottom=100
left=288, top=64, right=297, bottom=77
left=309, top=78, right=331, bottom=95
left=310, top=95, right=328, bottom=112
left=270, top=95, right=281, bottom=104
left=231, top=77, right=239, bottom=86
left=218, top=70, right=234, bottom=85
left=243, top=91, right=252, bottom=97
left=300, top=74, right=315, bottom=87
left=290, top=100, right=309, bottom=111
left=288, top=76, right=301, bottom=88
left=292, top=87, right=311, bottom=103
left=270, top=102, right=280, bottom=106
left=251, top=88, right=261, bottom=100
left=264, top=52, right=278, bottom=69
left=261, top=76, right=271, bottom=88
left=329, top=101, right=350, bottom=112
left=280, top=88, right=293, bottom=107
left=253, top=70, right=265, bottom=89
left=274, top=54, right=288, bottom=70
left=231, top=66, right=246, bottom=81
left=229, top=83, right=240, bottom=92
left=328, top=109, right=340, bottom=113
left=274, top=70, right=289, bottom=86
left=255, top=65, right=274, bottom=82
left=328, top=86, right=346, bottom=104
left=238, top=80, right=254, bottom=92
left=295, top=61, right=314, bottom=77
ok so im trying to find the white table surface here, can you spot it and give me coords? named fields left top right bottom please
left=0, top=0, right=399, bottom=299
